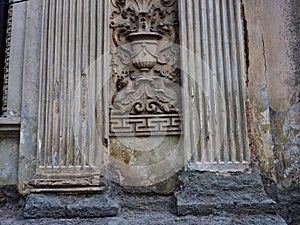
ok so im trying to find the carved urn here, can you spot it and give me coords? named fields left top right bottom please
left=126, top=32, right=162, bottom=73
left=125, top=11, right=163, bottom=73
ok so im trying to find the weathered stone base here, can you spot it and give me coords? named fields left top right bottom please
left=0, top=185, right=23, bottom=210
left=1, top=175, right=290, bottom=224
left=14, top=170, right=291, bottom=224
left=24, top=193, right=120, bottom=219
left=1, top=213, right=287, bottom=225
left=277, top=186, right=300, bottom=225
left=175, top=171, right=281, bottom=218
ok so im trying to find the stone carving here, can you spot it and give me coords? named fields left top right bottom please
left=2, top=2, right=13, bottom=115
left=110, top=114, right=182, bottom=136
left=109, top=0, right=180, bottom=115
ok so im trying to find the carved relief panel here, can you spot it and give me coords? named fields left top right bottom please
left=106, top=0, right=184, bottom=186
left=109, top=0, right=181, bottom=137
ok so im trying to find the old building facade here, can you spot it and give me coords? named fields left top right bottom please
left=0, top=0, right=299, bottom=224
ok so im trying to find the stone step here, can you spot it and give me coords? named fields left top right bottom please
left=24, top=193, right=120, bottom=219
left=175, top=171, right=279, bottom=216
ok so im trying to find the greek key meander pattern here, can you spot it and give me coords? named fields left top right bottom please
left=110, top=114, right=182, bottom=136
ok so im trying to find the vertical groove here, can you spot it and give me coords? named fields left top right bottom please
left=235, top=0, right=248, bottom=162
left=186, top=0, right=196, bottom=161
left=231, top=0, right=243, bottom=162
left=221, top=0, right=233, bottom=163
left=47, top=0, right=55, bottom=167
left=73, top=0, right=82, bottom=166
left=96, top=0, right=103, bottom=165
left=64, top=0, right=69, bottom=166
left=200, top=0, right=210, bottom=162
left=52, top=0, right=62, bottom=167
left=229, top=0, right=240, bottom=162
left=67, top=0, right=76, bottom=167
left=103, top=0, right=110, bottom=143
left=208, top=0, right=217, bottom=163
left=40, top=0, right=48, bottom=167
left=89, top=0, right=96, bottom=167
left=215, top=0, right=225, bottom=162
left=204, top=0, right=212, bottom=162
left=60, top=0, right=69, bottom=167
left=180, top=0, right=191, bottom=162
left=39, top=0, right=49, bottom=168
left=193, top=0, right=204, bottom=162
left=57, top=0, right=64, bottom=167
left=81, top=0, right=88, bottom=168
left=233, top=0, right=243, bottom=162
left=228, top=0, right=238, bottom=162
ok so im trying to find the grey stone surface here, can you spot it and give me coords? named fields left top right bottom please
left=0, top=137, right=19, bottom=185
left=243, top=0, right=276, bottom=179
left=0, top=185, right=21, bottom=203
left=0, top=181, right=288, bottom=225
left=175, top=171, right=278, bottom=216
left=7, top=0, right=26, bottom=115
left=277, top=186, right=300, bottom=225
left=244, top=0, right=300, bottom=188
left=18, top=0, right=43, bottom=194
left=0, top=212, right=287, bottom=225
left=24, top=194, right=120, bottom=219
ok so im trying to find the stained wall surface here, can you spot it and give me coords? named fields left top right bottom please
left=244, top=0, right=300, bottom=188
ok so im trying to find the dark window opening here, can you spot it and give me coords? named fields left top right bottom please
left=0, top=0, right=9, bottom=116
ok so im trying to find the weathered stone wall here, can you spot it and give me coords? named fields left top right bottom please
left=244, top=0, right=275, bottom=180
left=244, top=0, right=299, bottom=188
left=245, top=1, right=299, bottom=223
left=0, top=0, right=25, bottom=186
left=0, top=0, right=298, bottom=196
left=262, top=0, right=300, bottom=189
left=0, top=0, right=42, bottom=191
left=0, top=136, right=19, bottom=185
